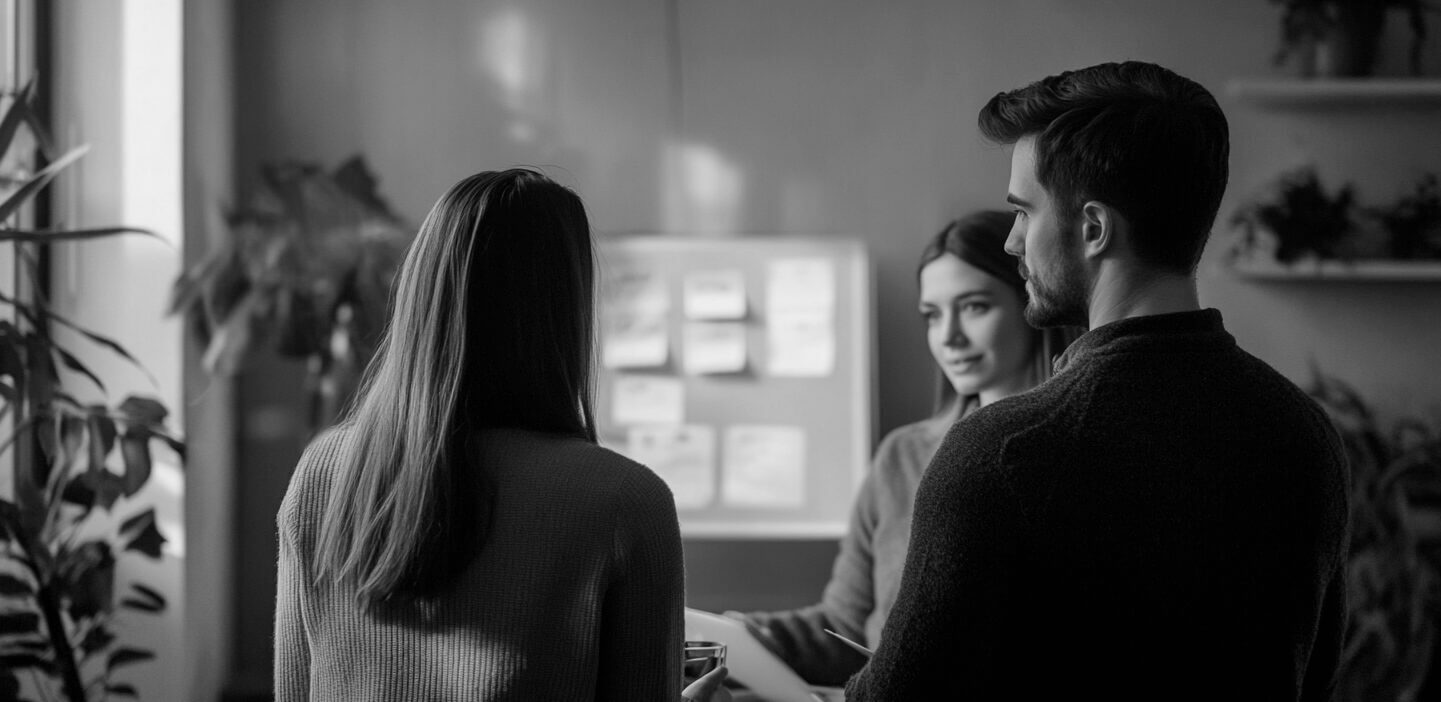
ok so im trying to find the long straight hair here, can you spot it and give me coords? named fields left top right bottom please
left=313, top=168, right=598, bottom=609
left=919, top=210, right=1082, bottom=413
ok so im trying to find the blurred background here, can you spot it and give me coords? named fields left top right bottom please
left=2, top=0, right=1440, bottom=700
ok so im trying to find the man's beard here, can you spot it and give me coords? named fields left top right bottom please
left=1022, top=253, right=1088, bottom=328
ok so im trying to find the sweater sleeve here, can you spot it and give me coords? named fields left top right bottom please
left=737, top=469, right=878, bottom=685
left=273, top=506, right=311, bottom=701
left=596, top=468, right=686, bottom=702
left=844, top=425, right=1028, bottom=700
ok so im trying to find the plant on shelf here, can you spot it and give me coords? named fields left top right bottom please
left=1230, top=166, right=1358, bottom=264
left=1231, top=168, right=1441, bottom=267
left=1308, top=370, right=1441, bottom=702
left=0, top=79, right=184, bottom=700
left=1369, top=173, right=1441, bottom=260
left=1268, top=0, right=1439, bottom=77
left=167, top=156, right=411, bottom=433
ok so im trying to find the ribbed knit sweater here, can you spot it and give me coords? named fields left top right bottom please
left=274, top=426, right=686, bottom=701
left=740, top=399, right=973, bottom=686
left=846, top=309, right=1350, bottom=701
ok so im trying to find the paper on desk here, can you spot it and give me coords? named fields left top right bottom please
left=765, top=258, right=834, bottom=316
left=602, top=311, right=670, bottom=369
left=612, top=376, right=685, bottom=425
left=683, top=269, right=747, bottom=320
left=682, top=322, right=748, bottom=374
left=766, top=310, right=835, bottom=377
left=722, top=425, right=806, bottom=508
left=627, top=424, right=716, bottom=508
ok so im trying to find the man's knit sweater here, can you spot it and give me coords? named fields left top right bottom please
left=845, top=309, right=1349, bottom=701
left=274, top=426, right=686, bottom=701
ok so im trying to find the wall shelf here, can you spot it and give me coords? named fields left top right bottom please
left=1225, top=258, right=1441, bottom=281
left=1226, top=78, right=1441, bottom=107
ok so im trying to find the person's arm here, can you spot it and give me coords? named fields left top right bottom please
left=596, top=469, right=686, bottom=702
left=844, top=426, right=1029, bottom=700
left=734, top=469, right=881, bottom=685
left=273, top=523, right=311, bottom=702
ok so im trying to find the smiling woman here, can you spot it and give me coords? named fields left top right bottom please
left=731, top=211, right=1079, bottom=686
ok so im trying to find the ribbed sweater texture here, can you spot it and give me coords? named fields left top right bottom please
left=742, top=400, right=972, bottom=685
left=846, top=309, right=1350, bottom=701
left=274, top=427, right=686, bottom=701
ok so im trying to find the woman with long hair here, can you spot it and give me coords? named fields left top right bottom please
left=733, top=210, right=1079, bottom=686
left=274, top=169, right=724, bottom=701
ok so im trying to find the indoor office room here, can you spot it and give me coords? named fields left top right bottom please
left=1, top=1, right=1440, bottom=701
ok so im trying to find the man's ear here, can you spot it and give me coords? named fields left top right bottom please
left=1079, top=201, right=1123, bottom=260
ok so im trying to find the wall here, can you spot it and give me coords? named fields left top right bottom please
left=228, top=0, right=1441, bottom=691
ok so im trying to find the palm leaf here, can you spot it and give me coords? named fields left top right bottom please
left=0, top=226, right=160, bottom=244
left=0, top=145, right=88, bottom=224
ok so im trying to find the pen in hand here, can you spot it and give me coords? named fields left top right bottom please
left=823, top=628, right=873, bottom=658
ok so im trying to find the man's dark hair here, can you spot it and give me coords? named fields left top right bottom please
left=979, top=61, right=1229, bottom=274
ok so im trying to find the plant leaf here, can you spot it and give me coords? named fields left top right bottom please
left=106, top=647, right=155, bottom=671
left=0, top=144, right=89, bottom=223
left=87, top=408, right=118, bottom=469
left=0, top=652, right=54, bottom=674
left=117, top=396, right=168, bottom=428
left=107, top=683, right=139, bottom=698
left=118, top=431, right=153, bottom=497
left=0, top=574, right=34, bottom=596
left=79, top=625, right=116, bottom=657
left=0, top=612, right=40, bottom=636
left=120, top=510, right=166, bottom=559
left=129, top=583, right=166, bottom=609
left=0, top=76, right=37, bottom=159
left=52, top=345, right=106, bottom=394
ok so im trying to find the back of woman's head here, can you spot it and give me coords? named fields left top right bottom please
left=315, top=168, right=597, bottom=610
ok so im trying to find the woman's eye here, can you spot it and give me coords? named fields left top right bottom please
left=920, top=309, right=939, bottom=323
left=961, top=302, right=991, bottom=315
left=1012, top=210, right=1027, bottom=221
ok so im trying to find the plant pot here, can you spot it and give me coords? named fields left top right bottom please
left=1315, top=5, right=1387, bottom=77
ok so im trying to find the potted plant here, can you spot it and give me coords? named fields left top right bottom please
left=1269, top=0, right=1438, bottom=77
left=0, top=79, right=184, bottom=700
left=1308, top=369, right=1441, bottom=702
left=1230, top=166, right=1360, bottom=264
left=1369, top=173, right=1441, bottom=260
left=167, top=156, right=410, bottom=433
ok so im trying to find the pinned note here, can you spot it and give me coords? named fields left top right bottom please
left=766, top=310, right=835, bottom=377
left=603, top=312, right=670, bottom=369
left=721, top=425, right=806, bottom=508
left=602, top=268, right=671, bottom=369
left=683, top=269, right=748, bottom=320
left=612, top=376, right=685, bottom=425
left=766, top=258, right=835, bottom=316
left=682, top=322, right=748, bottom=375
left=627, top=425, right=717, bottom=508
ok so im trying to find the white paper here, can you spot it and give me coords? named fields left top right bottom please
left=682, top=322, right=748, bottom=375
left=627, top=425, right=716, bottom=508
left=683, top=269, right=748, bottom=320
left=612, top=376, right=685, bottom=425
left=604, top=267, right=670, bottom=316
left=602, top=311, right=670, bottom=369
left=722, top=425, right=806, bottom=508
left=765, top=258, right=835, bottom=316
left=766, top=310, right=835, bottom=377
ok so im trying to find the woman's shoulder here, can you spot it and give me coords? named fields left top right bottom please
left=277, top=425, right=353, bottom=536
left=483, top=429, right=674, bottom=506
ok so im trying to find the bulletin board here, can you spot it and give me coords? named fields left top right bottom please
left=595, top=236, right=874, bottom=539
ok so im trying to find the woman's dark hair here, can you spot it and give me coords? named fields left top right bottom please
left=314, top=168, right=598, bottom=609
left=919, top=210, right=1079, bottom=412
left=978, top=61, right=1229, bottom=274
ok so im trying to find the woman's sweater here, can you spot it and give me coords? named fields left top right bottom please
left=741, top=400, right=973, bottom=686
left=274, top=426, right=686, bottom=701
